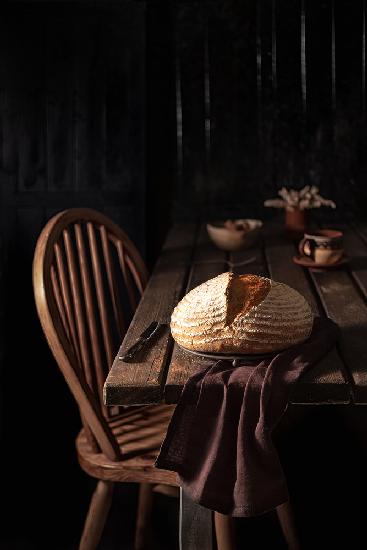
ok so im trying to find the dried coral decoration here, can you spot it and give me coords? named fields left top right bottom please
left=264, top=185, right=336, bottom=211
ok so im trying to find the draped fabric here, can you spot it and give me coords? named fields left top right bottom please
left=156, top=317, right=339, bottom=516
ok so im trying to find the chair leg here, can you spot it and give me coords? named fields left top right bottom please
left=276, top=501, right=301, bottom=550
left=79, top=480, right=114, bottom=550
left=214, top=512, right=236, bottom=550
left=134, top=483, right=154, bottom=550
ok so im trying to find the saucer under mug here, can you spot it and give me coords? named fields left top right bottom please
left=292, top=254, right=348, bottom=269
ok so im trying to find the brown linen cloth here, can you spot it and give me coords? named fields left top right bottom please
left=155, top=317, right=339, bottom=517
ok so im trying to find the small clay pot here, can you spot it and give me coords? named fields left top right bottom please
left=284, top=208, right=307, bottom=237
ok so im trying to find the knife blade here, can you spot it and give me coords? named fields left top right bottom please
left=119, top=321, right=164, bottom=362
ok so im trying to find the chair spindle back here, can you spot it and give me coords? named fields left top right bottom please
left=33, top=209, right=148, bottom=460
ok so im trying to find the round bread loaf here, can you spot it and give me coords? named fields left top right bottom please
left=170, top=272, right=314, bottom=354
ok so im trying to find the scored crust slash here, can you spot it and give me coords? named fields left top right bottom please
left=225, top=274, right=271, bottom=325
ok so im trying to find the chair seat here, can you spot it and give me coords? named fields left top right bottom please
left=76, top=404, right=179, bottom=486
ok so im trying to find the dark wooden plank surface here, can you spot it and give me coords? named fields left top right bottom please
left=179, top=489, right=213, bottom=550
left=104, top=224, right=196, bottom=405
left=165, top=226, right=268, bottom=403
left=309, top=222, right=367, bottom=404
left=165, top=224, right=227, bottom=403
left=263, top=224, right=351, bottom=404
left=167, top=223, right=350, bottom=404
left=106, top=223, right=357, bottom=406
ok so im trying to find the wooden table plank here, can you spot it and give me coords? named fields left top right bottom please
left=229, top=231, right=269, bottom=277
left=263, top=224, right=351, bottom=404
left=166, top=223, right=350, bottom=404
left=165, top=227, right=276, bottom=403
left=165, top=225, right=269, bottom=402
left=104, top=224, right=197, bottom=405
left=350, top=222, right=367, bottom=301
left=165, top=224, right=228, bottom=403
left=106, top=222, right=353, bottom=406
left=263, top=225, right=319, bottom=313
left=309, top=223, right=367, bottom=404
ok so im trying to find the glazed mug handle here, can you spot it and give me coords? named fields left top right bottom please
left=298, top=237, right=313, bottom=258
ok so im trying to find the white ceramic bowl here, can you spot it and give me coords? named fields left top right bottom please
left=206, top=219, right=263, bottom=251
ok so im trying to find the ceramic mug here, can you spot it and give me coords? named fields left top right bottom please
left=298, top=229, right=344, bottom=265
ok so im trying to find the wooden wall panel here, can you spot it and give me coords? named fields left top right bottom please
left=275, top=0, right=303, bottom=187
left=209, top=4, right=238, bottom=211
left=16, top=9, right=46, bottom=193
left=145, top=0, right=175, bottom=265
left=74, top=11, right=106, bottom=191
left=209, top=1, right=258, bottom=218
left=174, top=4, right=207, bottom=218
left=0, top=2, right=146, bottom=442
left=257, top=0, right=275, bottom=200
left=234, top=0, right=258, bottom=212
left=46, top=8, right=74, bottom=191
left=334, top=0, right=367, bottom=213
left=172, top=0, right=367, bottom=221
left=0, top=2, right=146, bottom=250
left=305, top=0, right=335, bottom=207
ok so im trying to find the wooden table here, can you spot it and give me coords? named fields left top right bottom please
left=104, top=221, right=367, bottom=548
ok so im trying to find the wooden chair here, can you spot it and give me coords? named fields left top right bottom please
left=32, top=208, right=179, bottom=550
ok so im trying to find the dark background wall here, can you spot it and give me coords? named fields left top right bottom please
left=172, top=0, right=367, bottom=221
left=0, top=3, right=149, bottom=549
left=1, top=1, right=367, bottom=548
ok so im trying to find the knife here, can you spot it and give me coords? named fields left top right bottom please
left=119, top=321, right=164, bottom=362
